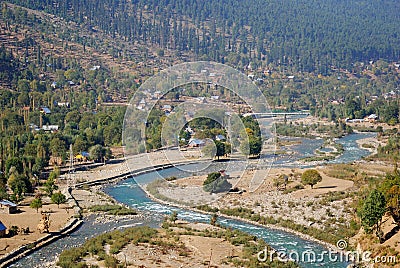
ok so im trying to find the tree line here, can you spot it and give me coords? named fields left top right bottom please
left=6, top=0, right=400, bottom=73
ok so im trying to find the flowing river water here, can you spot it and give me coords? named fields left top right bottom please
left=11, top=132, right=376, bottom=268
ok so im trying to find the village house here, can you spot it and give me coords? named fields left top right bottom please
left=0, top=221, right=6, bottom=237
left=75, top=151, right=90, bottom=162
left=185, top=126, right=194, bottom=135
left=90, top=65, right=101, bottom=71
left=42, top=125, right=59, bottom=132
left=188, top=138, right=205, bottom=147
left=161, top=104, right=172, bottom=112
left=57, top=101, right=70, bottom=107
left=365, top=114, right=378, bottom=122
left=215, top=134, right=226, bottom=141
left=40, top=107, right=51, bottom=114
left=0, top=199, right=18, bottom=214
left=195, top=97, right=206, bottom=103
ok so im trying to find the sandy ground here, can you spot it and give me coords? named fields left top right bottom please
left=0, top=202, right=72, bottom=256
left=72, top=186, right=115, bottom=209
left=0, top=171, right=117, bottom=257
left=151, top=166, right=355, bottom=230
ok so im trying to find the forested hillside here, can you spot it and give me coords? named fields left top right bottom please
left=7, top=0, right=400, bottom=73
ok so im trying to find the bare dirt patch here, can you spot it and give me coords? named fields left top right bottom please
left=0, top=204, right=71, bottom=256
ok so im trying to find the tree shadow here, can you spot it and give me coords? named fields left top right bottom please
left=317, top=186, right=337, bottom=189
left=12, top=209, right=25, bottom=214
left=384, top=225, right=400, bottom=242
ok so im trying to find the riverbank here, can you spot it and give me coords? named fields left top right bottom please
left=0, top=191, right=83, bottom=268
left=4, top=130, right=394, bottom=267
left=138, top=168, right=348, bottom=251
left=144, top=184, right=340, bottom=250
left=67, top=156, right=347, bottom=251
left=64, top=157, right=347, bottom=255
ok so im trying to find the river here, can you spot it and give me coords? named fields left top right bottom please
left=11, top=132, right=375, bottom=268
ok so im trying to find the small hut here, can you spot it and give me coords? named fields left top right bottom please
left=0, top=221, right=6, bottom=237
left=0, top=199, right=18, bottom=214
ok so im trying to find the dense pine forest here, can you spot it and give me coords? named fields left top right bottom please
left=0, top=0, right=399, bottom=202
left=0, top=1, right=400, bottom=265
left=6, top=0, right=400, bottom=73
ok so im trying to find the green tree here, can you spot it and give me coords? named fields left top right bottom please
left=43, top=173, right=58, bottom=196
left=65, top=111, right=81, bottom=127
left=89, top=144, right=107, bottom=163
left=5, top=157, right=23, bottom=175
left=7, top=174, right=31, bottom=201
left=79, top=113, right=97, bottom=130
left=51, top=192, right=66, bottom=208
left=17, top=79, right=30, bottom=92
left=386, top=185, right=400, bottom=224
left=73, top=136, right=88, bottom=154
left=170, top=211, right=178, bottom=223
left=50, top=137, right=66, bottom=158
left=202, top=143, right=216, bottom=159
left=240, top=136, right=262, bottom=157
left=248, top=136, right=262, bottom=156
left=301, top=169, right=322, bottom=189
left=30, top=197, right=43, bottom=213
left=215, top=140, right=225, bottom=160
left=359, top=189, right=386, bottom=242
left=64, top=69, right=80, bottom=82
left=273, top=174, right=289, bottom=190
left=0, top=181, right=8, bottom=200
left=210, top=213, right=218, bottom=226
left=203, top=172, right=232, bottom=193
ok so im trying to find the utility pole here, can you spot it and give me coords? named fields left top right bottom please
left=68, top=144, right=75, bottom=188
left=208, top=248, right=212, bottom=268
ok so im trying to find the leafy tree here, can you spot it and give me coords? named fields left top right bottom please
left=0, top=181, right=8, bottom=200
left=248, top=136, right=262, bottom=156
left=73, top=136, right=88, bottom=154
left=7, top=174, right=32, bottom=200
left=89, top=144, right=109, bottom=163
left=273, top=174, right=289, bottom=190
left=378, top=172, right=400, bottom=224
left=64, top=69, right=81, bottom=82
left=5, top=157, right=23, bottom=175
left=386, top=184, right=400, bottom=224
left=215, top=140, right=225, bottom=160
left=224, top=142, right=232, bottom=155
left=381, top=103, right=399, bottom=124
left=179, top=130, right=191, bottom=146
left=78, top=113, right=97, bottom=130
left=17, top=79, right=30, bottom=92
left=170, top=211, right=178, bottom=223
left=210, top=213, right=218, bottom=226
left=203, top=172, right=232, bottom=193
left=50, top=137, right=66, bottom=158
left=43, top=174, right=58, bottom=196
left=51, top=191, right=66, bottom=208
left=64, top=111, right=81, bottom=127
left=32, top=157, right=46, bottom=176
left=30, top=197, right=43, bottom=213
left=359, top=189, right=386, bottom=242
left=202, top=143, right=216, bottom=159
left=239, top=116, right=262, bottom=157
left=301, top=169, right=322, bottom=189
